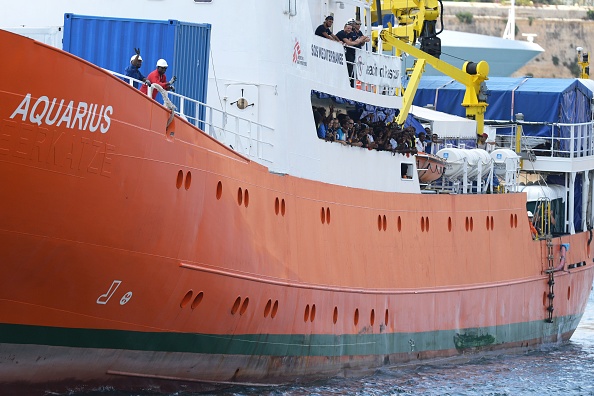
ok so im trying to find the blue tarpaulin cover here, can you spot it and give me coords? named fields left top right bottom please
left=412, top=76, right=594, bottom=138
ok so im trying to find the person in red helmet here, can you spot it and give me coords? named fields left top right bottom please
left=140, top=58, right=176, bottom=99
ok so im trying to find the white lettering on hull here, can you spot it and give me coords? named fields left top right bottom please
left=10, top=94, right=113, bottom=133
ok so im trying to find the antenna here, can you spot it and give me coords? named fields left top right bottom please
left=502, top=0, right=515, bottom=40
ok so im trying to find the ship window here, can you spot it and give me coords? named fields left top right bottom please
left=264, top=299, right=272, bottom=318
left=271, top=300, right=279, bottom=318
left=191, top=292, right=204, bottom=309
left=401, top=163, right=413, bottom=179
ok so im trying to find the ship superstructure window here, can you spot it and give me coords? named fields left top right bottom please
left=401, top=163, right=413, bottom=179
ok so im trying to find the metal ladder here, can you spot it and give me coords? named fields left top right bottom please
left=545, top=236, right=555, bottom=323
left=534, top=198, right=552, bottom=239
left=534, top=197, right=555, bottom=323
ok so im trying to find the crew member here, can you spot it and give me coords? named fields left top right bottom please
left=141, top=59, right=175, bottom=99
left=124, top=48, right=151, bottom=88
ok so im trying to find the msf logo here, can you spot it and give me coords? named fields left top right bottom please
left=293, top=38, right=307, bottom=66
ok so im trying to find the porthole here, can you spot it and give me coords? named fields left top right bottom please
left=275, top=197, right=280, bottom=215
left=321, top=207, right=326, bottom=224
left=465, top=217, right=469, bottom=231
left=304, top=304, right=310, bottom=322
left=490, top=216, right=494, bottom=230
left=190, top=291, right=203, bottom=309
left=568, top=286, right=571, bottom=300
left=378, top=215, right=382, bottom=231
left=271, top=300, right=279, bottom=318
left=448, top=217, right=452, bottom=232
left=231, top=296, right=241, bottom=315
left=185, top=171, right=192, bottom=190
left=470, top=217, right=474, bottom=231
left=180, top=290, right=193, bottom=308
left=510, top=214, right=514, bottom=228
left=514, top=214, right=518, bottom=228
left=310, top=304, right=316, bottom=322
left=244, top=189, right=249, bottom=207
left=239, top=297, right=249, bottom=315
left=237, top=187, right=243, bottom=206
left=176, top=170, right=184, bottom=189
left=383, top=215, right=387, bottom=231
left=397, top=216, right=402, bottom=232
left=326, top=207, right=331, bottom=224
left=354, top=308, right=359, bottom=326
left=421, top=217, right=425, bottom=232
left=333, top=306, right=338, bottom=324
left=370, top=309, right=375, bottom=326
left=264, top=299, right=272, bottom=318
left=425, top=217, right=430, bottom=232
left=216, top=181, right=223, bottom=200
left=384, top=309, right=389, bottom=326
left=486, top=216, right=490, bottom=230
left=281, top=199, right=286, bottom=216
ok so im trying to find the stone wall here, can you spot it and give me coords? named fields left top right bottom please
left=440, top=2, right=594, bottom=78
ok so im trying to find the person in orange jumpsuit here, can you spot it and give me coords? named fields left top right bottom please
left=527, top=211, right=538, bottom=239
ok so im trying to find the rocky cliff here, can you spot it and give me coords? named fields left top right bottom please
left=440, top=2, right=593, bottom=78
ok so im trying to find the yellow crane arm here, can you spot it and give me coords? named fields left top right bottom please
left=381, top=29, right=489, bottom=136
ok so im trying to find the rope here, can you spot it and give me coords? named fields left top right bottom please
left=150, top=84, right=177, bottom=128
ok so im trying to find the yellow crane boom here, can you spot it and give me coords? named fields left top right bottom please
left=370, top=0, right=489, bottom=136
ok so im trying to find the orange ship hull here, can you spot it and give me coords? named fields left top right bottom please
left=1, top=31, right=593, bottom=392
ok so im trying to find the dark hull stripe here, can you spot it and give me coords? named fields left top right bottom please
left=0, top=314, right=582, bottom=357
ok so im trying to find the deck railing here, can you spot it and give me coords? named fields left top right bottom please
left=111, top=71, right=275, bottom=163
left=489, top=121, right=594, bottom=158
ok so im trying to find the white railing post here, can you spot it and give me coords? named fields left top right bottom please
left=257, top=124, right=262, bottom=160
left=179, top=96, right=185, bottom=119
left=550, top=125, right=555, bottom=157
left=586, top=121, right=594, bottom=155
left=570, top=125, right=575, bottom=158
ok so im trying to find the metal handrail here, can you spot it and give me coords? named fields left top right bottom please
left=111, top=71, right=275, bottom=163
left=492, top=121, right=594, bottom=158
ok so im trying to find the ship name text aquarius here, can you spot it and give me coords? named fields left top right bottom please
left=10, top=93, right=113, bottom=133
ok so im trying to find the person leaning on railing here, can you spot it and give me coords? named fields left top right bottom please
left=348, top=19, right=370, bottom=49
left=315, top=16, right=341, bottom=42
left=124, top=48, right=151, bottom=89
left=336, top=22, right=367, bottom=87
left=140, top=58, right=177, bottom=100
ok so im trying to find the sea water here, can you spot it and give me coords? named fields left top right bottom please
left=61, top=288, right=594, bottom=396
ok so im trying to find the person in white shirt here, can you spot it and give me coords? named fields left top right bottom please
left=416, top=132, right=427, bottom=153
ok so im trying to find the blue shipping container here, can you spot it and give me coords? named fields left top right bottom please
left=63, top=14, right=211, bottom=121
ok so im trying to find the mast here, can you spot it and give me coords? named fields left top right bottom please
left=502, top=0, right=516, bottom=40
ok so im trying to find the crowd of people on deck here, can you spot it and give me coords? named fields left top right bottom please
left=313, top=105, right=436, bottom=155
